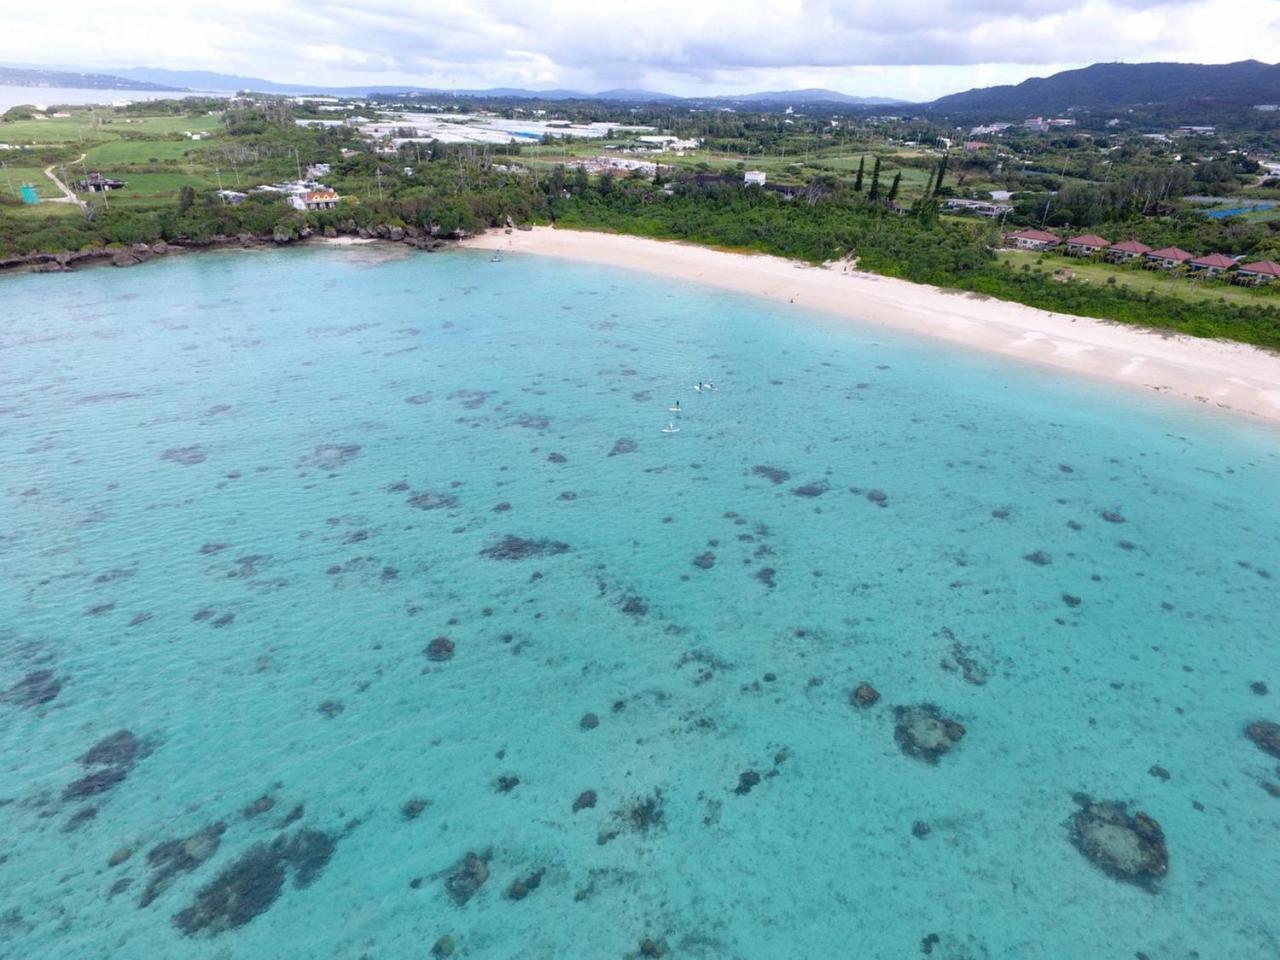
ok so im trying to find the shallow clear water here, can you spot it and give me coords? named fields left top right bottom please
left=1, top=244, right=1278, bottom=960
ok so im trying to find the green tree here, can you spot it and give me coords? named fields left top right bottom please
left=572, top=165, right=590, bottom=195
left=853, top=156, right=865, bottom=193
left=887, top=172, right=902, bottom=203
left=868, top=156, right=882, bottom=201
left=933, top=155, right=948, bottom=197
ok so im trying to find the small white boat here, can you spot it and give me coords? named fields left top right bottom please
left=661, top=421, right=680, bottom=434
left=490, top=251, right=502, bottom=262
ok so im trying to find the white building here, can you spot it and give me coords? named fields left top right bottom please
left=744, top=170, right=767, bottom=187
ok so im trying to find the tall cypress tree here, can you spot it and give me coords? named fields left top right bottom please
left=853, top=156, right=865, bottom=193
left=867, top=155, right=882, bottom=201
left=933, top=155, right=948, bottom=196
left=886, top=172, right=902, bottom=203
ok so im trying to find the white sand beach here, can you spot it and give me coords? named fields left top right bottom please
left=462, top=226, right=1280, bottom=425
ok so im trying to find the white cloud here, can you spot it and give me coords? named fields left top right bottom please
left=2, top=0, right=1275, bottom=98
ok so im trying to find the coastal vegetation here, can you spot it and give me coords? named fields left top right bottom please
left=2, top=95, right=1279, bottom=350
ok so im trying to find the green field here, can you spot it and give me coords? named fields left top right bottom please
left=999, top=249, right=1277, bottom=308
left=0, top=164, right=53, bottom=200
left=83, top=138, right=212, bottom=164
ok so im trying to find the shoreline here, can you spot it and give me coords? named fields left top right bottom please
left=462, top=226, right=1280, bottom=426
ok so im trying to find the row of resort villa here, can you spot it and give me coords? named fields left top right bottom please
left=1003, top=227, right=1280, bottom=286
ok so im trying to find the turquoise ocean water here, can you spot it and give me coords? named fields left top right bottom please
left=1, top=244, right=1277, bottom=959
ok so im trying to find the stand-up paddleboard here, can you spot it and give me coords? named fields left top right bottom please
left=661, top=421, right=680, bottom=434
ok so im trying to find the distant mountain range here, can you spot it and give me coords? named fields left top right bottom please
left=105, top=69, right=909, bottom=105
left=6, top=61, right=1278, bottom=114
left=0, top=66, right=185, bottom=91
left=929, top=59, right=1280, bottom=114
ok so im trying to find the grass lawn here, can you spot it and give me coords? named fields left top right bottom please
left=999, top=249, right=1278, bottom=308
left=83, top=138, right=212, bottom=164
left=0, top=165, right=54, bottom=199
left=89, top=171, right=217, bottom=206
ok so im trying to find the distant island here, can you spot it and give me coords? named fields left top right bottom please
left=0, top=66, right=187, bottom=92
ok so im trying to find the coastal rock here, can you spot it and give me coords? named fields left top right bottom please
left=150, top=242, right=169, bottom=255
left=851, top=683, right=881, bottom=707
left=1067, top=794, right=1168, bottom=890
left=893, top=704, right=966, bottom=763
left=444, top=851, right=490, bottom=905
left=323, top=225, right=337, bottom=238
left=389, top=226, right=405, bottom=241
left=1245, top=720, right=1280, bottom=758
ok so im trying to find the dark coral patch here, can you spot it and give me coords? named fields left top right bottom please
left=752, top=465, right=790, bottom=485
left=425, top=637, right=456, bottom=662
left=1023, top=550, right=1052, bottom=566
left=407, top=491, right=460, bottom=511
left=1067, top=794, right=1168, bottom=891
left=444, top=851, right=490, bottom=906
left=692, top=552, right=715, bottom=570
left=850, top=683, right=881, bottom=707
left=893, top=704, right=966, bottom=763
left=2, top=669, right=62, bottom=708
left=608, top=438, right=637, bottom=457
left=791, top=481, right=829, bottom=498
left=1245, top=720, right=1280, bottom=758
left=481, top=536, right=569, bottom=561
left=162, top=446, right=206, bottom=466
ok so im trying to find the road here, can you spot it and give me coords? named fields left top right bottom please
left=42, top=154, right=87, bottom=208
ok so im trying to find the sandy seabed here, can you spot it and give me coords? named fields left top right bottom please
left=463, top=227, right=1280, bottom=425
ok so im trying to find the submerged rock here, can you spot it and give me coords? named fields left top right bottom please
left=162, top=446, right=206, bottom=466
left=1245, top=720, right=1280, bottom=758
left=733, top=770, right=762, bottom=795
left=692, top=552, right=716, bottom=570
left=752, top=465, right=790, bottom=485
left=432, top=935, right=456, bottom=957
left=63, top=766, right=129, bottom=800
left=579, top=712, right=600, bottom=731
left=2, top=669, right=62, bottom=708
left=173, top=842, right=283, bottom=935
left=573, top=790, right=598, bottom=813
left=1067, top=794, right=1168, bottom=891
left=172, top=827, right=340, bottom=935
left=608, top=438, right=637, bottom=457
left=425, top=637, right=455, bottom=661
left=480, top=535, right=570, bottom=561
left=893, top=704, right=966, bottom=763
left=407, top=490, right=459, bottom=511
left=791, top=480, right=829, bottom=498
left=850, top=683, right=881, bottom=708
left=506, top=868, right=545, bottom=900
left=444, top=851, right=490, bottom=905
left=140, top=823, right=227, bottom=908
left=299, top=444, right=360, bottom=470
left=82, top=732, right=138, bottom=773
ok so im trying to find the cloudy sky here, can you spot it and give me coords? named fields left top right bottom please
left=5, top=0, right=1279, bottom=99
